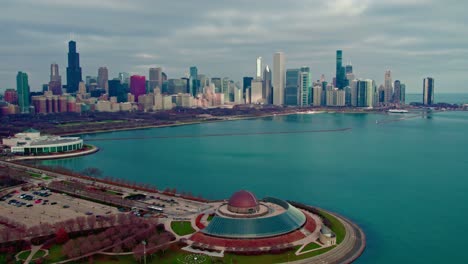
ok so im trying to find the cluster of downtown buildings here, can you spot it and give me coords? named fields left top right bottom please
left=1, top=40, right=436, bottom=116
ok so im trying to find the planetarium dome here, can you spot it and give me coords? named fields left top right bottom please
left=227, top=190, right=260, bottom=214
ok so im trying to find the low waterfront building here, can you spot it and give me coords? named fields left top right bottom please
left=2, top=129, right=83, bottom=155
left=319, top=226, right=337, bottom=246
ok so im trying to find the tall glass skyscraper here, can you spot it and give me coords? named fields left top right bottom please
left=285, top=69, right=300, bottom=106
left=66, top=41, right=82, bottom=93
left=423, top=77, right=434, bottom=105
left=335, top=50, right=346, bottom=89
left=17, top=71, right=30, bottom=113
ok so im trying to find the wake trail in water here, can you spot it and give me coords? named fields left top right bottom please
left=85, top=128, right=352, bottom=141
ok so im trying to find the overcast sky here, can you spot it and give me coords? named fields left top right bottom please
left=1, top=0, right=467, bottom=93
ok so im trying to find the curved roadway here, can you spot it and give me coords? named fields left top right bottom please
left=287, top=205, right=366, bottom=264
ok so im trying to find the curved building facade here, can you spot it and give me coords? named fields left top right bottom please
left=2, top=129, right=84, bottom=155
left=202, top=195, right=306, bottom=239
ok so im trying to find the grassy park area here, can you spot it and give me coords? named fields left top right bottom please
left=171, top=221, right=196, bottom=236
left=301, top=242, right=322, bottom=252
left=319, top=210, right=346, bottom=243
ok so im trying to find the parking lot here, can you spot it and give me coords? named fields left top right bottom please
left=0, top=186, right=120, bottom=227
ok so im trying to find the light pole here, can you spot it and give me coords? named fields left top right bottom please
left=142, top=240, right=146, bottom=264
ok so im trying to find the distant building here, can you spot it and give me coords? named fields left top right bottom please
left=423, top=77, right=435, bottom=105
left=312, top=86, right=322, bottom=106
left=335, top=50, right=346, bottom=89
left=130, top=75, right=146, bottom=102
left=250, top=79, right=263, bottom=104
left=273, top=52, right=285, bottom=105
left=256, top=57, right=262, bottom=79
left=17, top=71, right=30, bottom=113
left=285, top=69, right=300, bottom=106
left=263, top=66, right=272, bottom=104
left=49, top=63, right=62, bottom=95
left=118, top=72, right=130, bottom=84
left=108, top=79, right=126, bottom=103
left=384, top=70, right=393, bottom=103
left=167, top=79, right=188, bottom=94
left=400, top=83, right=406, bottom=104
left=149, top=67, right=163, bottom=93
left=4, top=89, right=18, bottom=104
left=97, top=67, right=109, bottom=93
left=326, top=88, right=346, bottom=106
left=393, top=80, right=402, bottom=104
left=300, top=67, right=311, bottom=107
left=66, top=40, right=82, bottom=93
left=243, top=77, right=253, bottom=102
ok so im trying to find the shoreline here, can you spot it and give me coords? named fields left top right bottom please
left=57, top=109, right=388, bottom=137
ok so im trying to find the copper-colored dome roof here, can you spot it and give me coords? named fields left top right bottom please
left=228, top=190, right=258, bottom=208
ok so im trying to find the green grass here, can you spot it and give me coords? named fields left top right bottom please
left=32, top=250, right=46, bottom=259
left=223, top=246, right=335, bottom=264
left=105, top=190, right=122, bottom=196
left=319, top=210, right=346, bottom=243
left=28, top=172, right=52, bottom=180
left=17, top=251, right=31, bottom=260
left=43, top=245, right=66, bottom=264
left=301, top=242, right=322, bottom=252
left=207, top=214, right=214, bottom=221
left=170, top=221, right=196, bottom=236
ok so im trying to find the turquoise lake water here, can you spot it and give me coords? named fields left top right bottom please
left=42, top=111, right=468, bottom=263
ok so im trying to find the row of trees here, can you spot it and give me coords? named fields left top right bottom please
left=61, top=218, right=174, bottom=261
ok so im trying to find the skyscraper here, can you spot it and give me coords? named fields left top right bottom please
left=49, top=63, right=62, bottom=95
left=118, top=72, right=130, bottom=84
left=400, top=83, right=406, bottom=104
left=66, top=40, right=82, bottom=93
left=243, top=77, right=253, bottom=102
left=256, top=57, right=262, bottom=79
left=190, top=66, right=198, bottom=79
left=263, top=66, right=272, bottom=104
left=285, top=69, right=300, bottom=106
left=17, top=71, right=30, bottom=113
left=273, top=52, right=285, bottom=105
left=335, top=50, right=346, bottom=89
left=4, top=89, right=18, bottom=104
left=149, top=67, right=163, bottom=92
left=130, top=75, right=146, bottom=102
left=393, top=80, right=401, bottom=104
left=97, top=67, right=109, bottom=93
left=384, top=70, right=393, bottom=103
left=423, top=77, right=434, bottom=105
left=300, top=67, right=312, bottom=107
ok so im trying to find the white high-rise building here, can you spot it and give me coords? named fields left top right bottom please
left=251, top=80, right=263, bottom=104
left=256, top=57, right=262, bottom=79
left=273, top=52, right=285, bottom=105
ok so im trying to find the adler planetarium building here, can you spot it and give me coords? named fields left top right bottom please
left=190, top=190, right=330, bottom=249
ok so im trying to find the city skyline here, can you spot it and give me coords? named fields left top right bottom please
left=0, top=0, right=466, bottom=93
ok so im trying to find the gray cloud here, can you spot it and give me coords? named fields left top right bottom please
left=0, top=0, right=467, bottom=93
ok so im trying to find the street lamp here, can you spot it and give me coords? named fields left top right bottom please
left=142, top=240, right=146, bottom=264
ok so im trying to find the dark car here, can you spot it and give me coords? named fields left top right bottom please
left=26, top=204, right=33, bottom=207
left=51, top=202, right=57, bottom=205
left=63, top=205, right=70, bottom=208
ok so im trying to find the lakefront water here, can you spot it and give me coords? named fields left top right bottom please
left=41, top=104, right=468, bottom=263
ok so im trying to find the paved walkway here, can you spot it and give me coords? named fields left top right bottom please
left=17, top=245, right=48, bottom=264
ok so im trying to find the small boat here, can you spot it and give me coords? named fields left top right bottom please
left=388, top=109, right=409, bottom=113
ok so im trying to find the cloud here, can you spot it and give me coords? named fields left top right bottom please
left=0, top=0, right=467, bottom=93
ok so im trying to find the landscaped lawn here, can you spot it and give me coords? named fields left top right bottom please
left=223, top=246, right=335, bottom=264
left=207, top=214, right=214, bottom=221
left=170, top=221, right=196, bottom=236
left=301, top=242, right=322, bottom=252
left=43, top=245, right=66, bottom=264
left=28, top=172, right=52, bottom=180
left=32, top=249, right=46, bottom=259
left=319, top=210, right=346, bottom=243
left=17, top=250, right=31, bottom=260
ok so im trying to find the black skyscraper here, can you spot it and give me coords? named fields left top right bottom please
left=66, top=41, right=82, bottom=93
